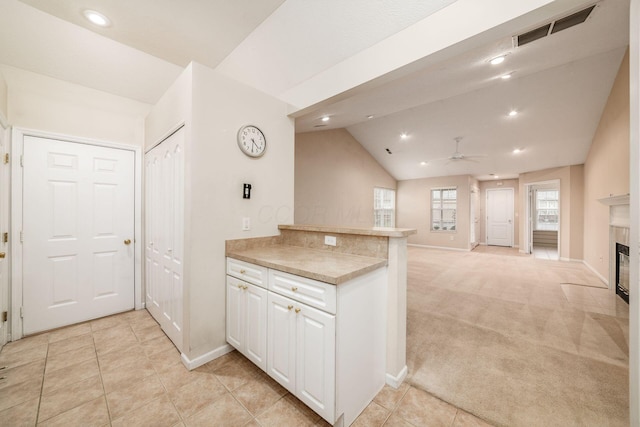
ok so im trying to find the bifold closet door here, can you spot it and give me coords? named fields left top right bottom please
left=145, top=127, right=184, bottom=349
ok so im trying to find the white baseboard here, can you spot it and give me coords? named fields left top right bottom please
left=181, top=343, right=234, bottom=370
left=582, top=260, right=609, bottom=287
left=386, top=365, right=408, bottom=389
left=407, top=244, right=469, bottom=252
left=559, top=257, right=584, bottom=263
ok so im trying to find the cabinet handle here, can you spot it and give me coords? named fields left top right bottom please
left=291, top=287, right=298, bottom=292
left=240, top=269, right=246, bottom=274
left=295, top=308, right=301, bottom=314
left=287, top=305, right=293, bottom=311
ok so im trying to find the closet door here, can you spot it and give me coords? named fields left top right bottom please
left=145, top=127, right=185, bottom=350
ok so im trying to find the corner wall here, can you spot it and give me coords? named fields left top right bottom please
left=397, top=174, right=472, bottom=250
left=583, top=49, right=630, bottom=281
left=294, top=129, right=397, bottom=227
left=0, top=71, right=7, bottom=122
left=145, top=62, right=295, bottom=361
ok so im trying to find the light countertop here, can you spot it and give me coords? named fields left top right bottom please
left=279, top=224, right=416, bottom=238
left=226, top=244, right=387, bottom=285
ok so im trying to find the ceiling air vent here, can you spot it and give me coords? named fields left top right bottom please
left=551, top=5, right=596, bottom=34
left=514, top=4, right=596, bottom=47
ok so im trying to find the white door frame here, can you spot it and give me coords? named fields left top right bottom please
left=523, top=179, right=560, bottom=256
left=11, top=128, right=143, bottom=340
left=0, top=112, right=9, bottom=346
left=485, top=187, right=514, bottom=247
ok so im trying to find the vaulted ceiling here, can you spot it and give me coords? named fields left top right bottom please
left=0, top=0, right=630, bottom=181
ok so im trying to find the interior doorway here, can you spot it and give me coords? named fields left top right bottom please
left=0, top=117, right=8, bottom=349
left=525, top=180, right=560, bottom=260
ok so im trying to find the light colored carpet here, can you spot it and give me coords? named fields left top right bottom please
left=405, top=246, right=629, bottom=427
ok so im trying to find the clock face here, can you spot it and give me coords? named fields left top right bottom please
left=237, top=125, right=266, bottom=158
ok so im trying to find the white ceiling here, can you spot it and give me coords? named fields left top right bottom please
left=0, top=0, right=631, bottom=182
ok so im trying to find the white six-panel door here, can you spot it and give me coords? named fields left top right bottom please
left=22, top=136, right=135, bottom=334
left=486, top=188, right=514, bottom=247
left=145, top=127, right=184, bottom=350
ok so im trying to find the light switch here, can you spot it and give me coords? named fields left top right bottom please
left=324, top=235, right=337, bottom=246
left=242, top=217, right=250, bottom=231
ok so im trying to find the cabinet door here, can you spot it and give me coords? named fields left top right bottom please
left=226, top=277, right=244, bottom=350
left=245, top=284, right=268, bottom=371
left=296, top=304, right=336, bottom=423
left=267, top=292, right=296, bottom=393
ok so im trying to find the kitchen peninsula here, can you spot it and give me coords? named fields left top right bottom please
left=225, top=224, right=416, bottom=426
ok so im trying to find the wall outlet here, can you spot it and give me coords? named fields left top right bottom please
left=450, top=235, right=455, bottom=241
left=324, top=235, right=337, bottom=246
left=242, top=217, right=250, bottom=231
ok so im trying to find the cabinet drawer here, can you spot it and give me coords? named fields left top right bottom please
left=227, top=258, right=268, bottom=289
left=268, top=270, right=336, bottom=314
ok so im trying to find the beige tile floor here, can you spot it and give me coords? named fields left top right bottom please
left=0, top=309, right=492, bottom=426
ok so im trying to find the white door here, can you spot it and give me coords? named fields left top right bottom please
left=145, top=127, right=184, bottom=349
left=486, top=188, right=514, bottom=247
left=296, top=304, right=335, bottom=423
left=267, top=292, right=296, bottom=393
left=22, top=136, right=135, bottom=334
left=0, top=124, right=9, bottom=347
left=245, top=283, right=267, bottom=371
left=470, top=189, right=479, bottom=247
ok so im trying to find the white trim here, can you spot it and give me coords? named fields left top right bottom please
left=407, top=243, right=469, bottom=252
left=0, top=110, right=8, bottom=130
left=10, top=127, right=143, bottom=340
left=385, top=365, right=407, bottom=389
left=145, top=122, right=185, bottom=154
left=181, top=343, right=234, bottom=370
left=582, top=260, right=609, bottom=287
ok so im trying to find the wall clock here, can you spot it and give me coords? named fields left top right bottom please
left=237, top=125, right=266, bottom=158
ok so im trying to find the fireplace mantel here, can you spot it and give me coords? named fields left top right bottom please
left=598, top=194, right=630, bottom=206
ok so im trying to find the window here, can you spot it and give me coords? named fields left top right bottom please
left=535, top=190, right=559, bottom=230
left=374, top=188, right=395, bottom=227
left=431, top=188, right=457, bottom=231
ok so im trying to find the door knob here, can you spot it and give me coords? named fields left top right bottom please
left=0, top=252, right=5, bottom=259
left=124, top=239, right=131, bottom=245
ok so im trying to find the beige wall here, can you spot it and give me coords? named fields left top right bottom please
left=583, top=50, right=630, bottom=280
left=519, top=165, right=584, bottom=260
left=2, top=65, right=150, bottom=146
left=294, top=129, right=396, bottom=227
left=397, top=174, right=472, bottom=250
left=479, top=179, right=520, bottom=247
left=145, top=62, right=295, bottom=360
left=0, top=71, right=7, bottom=122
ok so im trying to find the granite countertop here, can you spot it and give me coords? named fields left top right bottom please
left=278, top=224, right=417, bottom=238
left=226, top=245, right=387, bottom=285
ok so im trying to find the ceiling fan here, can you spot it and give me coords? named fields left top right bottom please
left=439, top=137, right=487, bottom=163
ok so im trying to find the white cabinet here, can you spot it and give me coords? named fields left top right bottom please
left=226, top=275, right=268, bottom=371
left=226, top=256, right=386, bottom=426
left=267, top=291, right=336, bottom=420
left=145, top=127, right=185, bottom=350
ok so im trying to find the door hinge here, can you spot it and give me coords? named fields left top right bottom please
left=20, top=155, right=23, bottom=167
left=1, top=311, right=7, bottom=322
left=3, top=153, right=8, bottom=164
left=20, top=307, right=24, bottom=318
left=20, top=231, right=23, bottom=243
left=2, top=232, right=6, bottom=243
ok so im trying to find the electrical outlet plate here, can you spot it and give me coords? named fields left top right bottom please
left=324, top=235, right=337, bottom=246
left=242, top=217, right=250, bottom=231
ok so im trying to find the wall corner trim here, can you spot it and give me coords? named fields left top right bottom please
left=385, top=365, right=408, bottom=389
left=582, top=260, right=610, bottom=287
left=181, top=343, right=234, bottom=370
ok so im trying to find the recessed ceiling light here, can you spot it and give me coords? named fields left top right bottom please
left=420, top=161, right=427, bottom=166
left=508, top=110, right=518, bottom=117
left=489, top=55, right=506, bottom=65
left=501, top=73, right=513, bottom=80
left=321, top=116, right=330, bottom=122
left=366, top=115, right=374, bottom=119
left=494, top=175, right=500, bottom=179
left=400, top=133, right=408, bottom=139
left=83, top=10, right=111, bottom=27
left=513, top=148, right=523, bottom=154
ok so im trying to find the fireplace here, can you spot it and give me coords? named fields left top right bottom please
left=616, top=243, right=629, bottom=303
